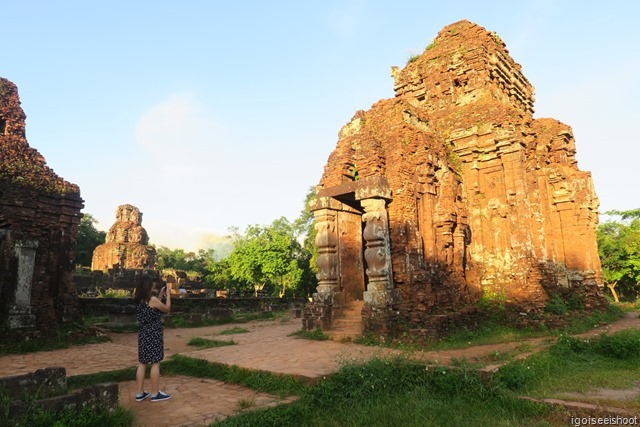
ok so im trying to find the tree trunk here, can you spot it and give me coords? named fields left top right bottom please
left=253, top=281, right=266, bottom=297
left=607, top=282, right=620, bottom=303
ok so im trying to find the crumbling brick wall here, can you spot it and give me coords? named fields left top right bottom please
left=0, top=77, right=84, bottom=340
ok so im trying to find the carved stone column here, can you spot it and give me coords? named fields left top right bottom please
left=313, top=208, right=339, bottom=302
left=361, top=198, right=397, bottom=307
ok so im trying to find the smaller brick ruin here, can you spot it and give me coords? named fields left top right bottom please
left=304, top=20, right=606, bottom=339
left=0, top=77, right=84, bottom=340
left=91, top=204, right=157, bottom=271
left=0, top=367, right=119, bottom=423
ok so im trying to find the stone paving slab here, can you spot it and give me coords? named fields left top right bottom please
left=0, top=341, right=137, bottom=377
left=188, top=322, right=403, bottom=380
left=119, top=375, right=296, bottom=427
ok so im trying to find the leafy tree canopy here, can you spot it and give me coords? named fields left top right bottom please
left=226, top=217, right=307, bottom=297
left=597, top=209, right=640, bottom=302
left=75, top=214, right=106, bottom=267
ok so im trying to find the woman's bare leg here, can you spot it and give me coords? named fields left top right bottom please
left=150, top=362, right=160, bottom=395
left=136, top=363, right=146, bottom=394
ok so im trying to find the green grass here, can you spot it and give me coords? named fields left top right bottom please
left=219, top=327, right=250, bottom=335
left=67, top=367, right=137, bottom=390
left=425, top=323, right=549, bottom=351
left=616, top=299, right=640, bottom=312
left=289, top=328, right=329, bottom=341
left=5, top=406, right=134, bottom=427
left=1, top=383, right=133, bottom=427
left=164, top=310, right=287, bottom=328
left=363, top=304, right=627, bottom=352
left=558, top=304, right=626, bottom=334
left=162, top=355, right=306, bottom=397
left=188, top=337, right=237, bottom=349
left=214, top=357, right=561, bottom=427
left=215, top=329, right=640, bottom=426
left=65, top=355, right=306, bottom=400
left=494, top=328, right=640, bottom=398
left=0, top=326, right=111, bottom=356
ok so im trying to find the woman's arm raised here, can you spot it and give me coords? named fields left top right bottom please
left=149, top=285, right=171, bottom=313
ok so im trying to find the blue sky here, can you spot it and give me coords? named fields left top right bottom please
left=3, top=1, right=639, bottom=251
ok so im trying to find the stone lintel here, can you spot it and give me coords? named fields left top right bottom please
left=14, top=239, right=39, bottom=252
left=310, top=196, right=359, bottom=213
left=316, top=175, right=392, bottom=205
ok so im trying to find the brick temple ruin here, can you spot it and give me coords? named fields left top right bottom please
left=0, top=78, right=84, bottom=339
left=91, top=204, right=157, bottom=271
left=303, top=20, right=606, bottom=339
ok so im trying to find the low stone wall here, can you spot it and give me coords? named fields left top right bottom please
left=0, top=367, right=66, bottom=399
left=0, top=367, right=119, bottom=424
left=73, top=268, right=160, bottom=295
left=78, top=297, right=307, bottom=326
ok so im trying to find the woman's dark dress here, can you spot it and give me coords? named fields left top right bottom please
left=137, top=302, right=164, bottom=364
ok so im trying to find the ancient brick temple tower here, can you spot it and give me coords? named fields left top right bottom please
left=303, top=20, right=605, bottom=338
left=0, top=78, right=84, bottom=339
left=91, top=204, right=157, bottom=271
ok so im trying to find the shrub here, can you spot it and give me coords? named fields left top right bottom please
left=494, top=361, right=536, bottom=390
left=593, top=329, right=640, bottom=359
left=290, top=328, right=328, bottom=341
left=545, top=294, right=568, bottom=315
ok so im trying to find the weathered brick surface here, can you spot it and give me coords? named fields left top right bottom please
left=308, top=20, right=605, bottom=338
left=0, top=367, right=66, bottom=399
left=91, top=204, right=157, bottom=270
left=0, top=78, right=84, bottom=339
left=0, top=367, right=119, bottom=424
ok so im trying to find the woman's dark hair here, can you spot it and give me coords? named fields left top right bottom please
left=134, top=275, right=155, bottom=304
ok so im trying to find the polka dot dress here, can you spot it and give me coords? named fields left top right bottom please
left=137, top=302, right=164, bottom=364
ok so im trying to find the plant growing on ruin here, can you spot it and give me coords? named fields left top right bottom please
left=406, top=53, right=420, bottom=64
left=544, top=294, right=568, bottom=315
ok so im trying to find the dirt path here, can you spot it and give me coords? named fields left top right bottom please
left=2, top=311, right=638, bottom=426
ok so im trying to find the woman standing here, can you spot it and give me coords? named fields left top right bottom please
left=133, top=275, right=172, bottom=402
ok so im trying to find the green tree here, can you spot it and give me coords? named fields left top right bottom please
left=156, top=246, right=196, bottom=272
left=293, top=186, right=318, bottom=297
left=226, top=217, right=306, bottom=297
left=205, top=258, right=239, bottom=291
left=75, top=214, right=106, bottom=267
left=155, top=246, right=218, bottom=283
left=597, top=209, right=640, bottom=302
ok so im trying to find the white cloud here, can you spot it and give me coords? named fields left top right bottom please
left=135, top=93, right=226, bottom=176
